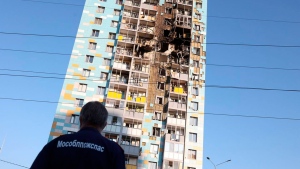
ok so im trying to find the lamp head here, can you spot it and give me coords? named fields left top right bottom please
left=207, top=157, right=210, bottom=160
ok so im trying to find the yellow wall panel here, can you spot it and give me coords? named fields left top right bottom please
left=72, top=64, right=79, bottom=68
left=67, top=110, right=75, bottom=116
left=66, top=84, right=74, bottom=90
left=89, top=66, right=96, bottom=70
left=64, top=93, right=75, bottom=101
left=52, top=122, right=57, bottom=129
left=90, top=21, right=94, bottom=24
left=50, top=132, right=62, bottom=137
left=89, top=39, right=95, bottom=42
left=95, top=53, right=102, bottom=57
left=143, top=160, right=149, bottom=164
left=107, top=42, right=114, bottom=46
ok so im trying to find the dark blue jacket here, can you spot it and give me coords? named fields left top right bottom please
left=31, top=127, right=125, bottom=169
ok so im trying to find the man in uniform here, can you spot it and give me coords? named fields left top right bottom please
left=31, top=101, right=125, bottom=169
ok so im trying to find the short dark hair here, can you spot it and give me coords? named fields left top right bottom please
left=80, top=101, right=108, bottom=128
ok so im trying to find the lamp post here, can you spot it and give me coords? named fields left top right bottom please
left=206, top=157, right=231, bottom=169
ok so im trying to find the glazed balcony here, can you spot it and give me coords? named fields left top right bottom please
left=113, top=61, right=131, bottom=70
left=169, top=101, right=187, bottom=111
left=124, top=0, right=140, bottom=7
left=116, top=47, right=134, bottom=57
left=167, top=117, right=185, bottom=127
left=165, top=133, right=185, bottom=143
left=124, top=110, right=144, bottom=120
left=121, top=23, right=138, bottom=31
left=103, top=124, right=122, bottom=133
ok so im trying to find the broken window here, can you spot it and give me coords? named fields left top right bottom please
left=157, top=82, right=165, bottom=90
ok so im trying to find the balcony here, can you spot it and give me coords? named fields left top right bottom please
left=141, top=0, right=158, bottom=10
left=107, top=89, right=127, bottom=100
left=167, top=117, right=185, bottom=127
left=126, top=165, right=137, bottom=169
left=113, top=61, right=131, bottom=70
left=121, top=145, right=140, bottom=156
left=121, top=23, right=137, bottom=31
left=124, top=0, right=140, bottom=7
left=103, top=124, right=122, bottom=133
left=132, top=64, right=150, bottom=73
left=124, top=110, right=144, bottom=120
left=110, top=74, right=129, bottom=85
left=165, top=133, right=185, bottom=143
left=138, top=25, right=155, bottom=34
left=175, top=9, right=192, bottom=17
left=123, top=10, right=139, bottom=19
left=116, top=47, right=134, bottom=56
left=122, top=126, right=142, bottom=136
left=169, top=101, right=187, bottom=111
left=171, top=71, right=188, bottom=81
left=177, top=0, right=193, bottom=6
left=118, top=35, right=135, bottom=44
left=139, top=14, right=156, bottom=22
left=106, top=106, right=125, bottom=117
left=127, top=93, right=146, bottom=103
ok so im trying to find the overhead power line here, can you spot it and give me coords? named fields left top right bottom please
left=1, top=72, right=300, bottom=93
left=2, top=31, right=300, bottom=48
left=19, top=0, right=300, bottom=24
left=206, top=63, right=300, bottom=71
left=0, top=159, right=29, bottom=169
left=0, top=96, right=300, bottom=121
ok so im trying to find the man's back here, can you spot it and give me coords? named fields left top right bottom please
left=31, top=127, right=125, bottom=169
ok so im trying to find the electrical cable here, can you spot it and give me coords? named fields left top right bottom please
left=18, top=0, right=300, bottom=24
left=1, top=72, right=300, bottom=93
left=0, top=96, right=299, bottom=121
left=2, top=31, right=300, bottom=48
left=0, top=159, right=29, bottom=169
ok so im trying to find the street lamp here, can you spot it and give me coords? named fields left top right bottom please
left=206, top=157, right=231, bottom=169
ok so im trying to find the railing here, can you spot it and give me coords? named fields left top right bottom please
left=122, top=126, right=142, bottom=136
left=124, top=111, right=144, bottom=119
left=107, top=90, right=126, bottom=99
left=123, top=11, right=138, bottom=18
left=171, top=72, right=188, bottom=81
left=124, top=0, right=140, bottom=6
left=104, top=124, right=122, bottom=133
left=121, top=145, right=140, bottom=156
left=106, top=107, right=124, bottom=117
left=110, top=75, right=129, bottom=84
left=116, top=48, right=134, bottom=56
left=169, top=102, right=187, bottom=110
left=118, top=35, right=135, bottom=43
left=113, top=62, right=130, bottom=70
left=165, top=133, right=185, bottom=143
left=167, top=117, right=185, bottom=127
left=126, top=164, right=137, bottom=169
left=139, top=15, right=156, bottom=21
left=121, top=23, right=137, bottom=30
left=132, top=64, right=149, bottom=73
left=176, top=10, right=192, bottom=16
left=127, top=96, right=147, bottom=103
left=177, top=0, right=193, bottom=5
left=129, top=81, right=148, bottom=88
left=138, top=26, right=155, bottom=34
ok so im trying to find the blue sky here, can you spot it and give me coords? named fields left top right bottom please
left=0, top=0, right=300, bottom=168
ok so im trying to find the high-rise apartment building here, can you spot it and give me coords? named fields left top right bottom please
left=49, top=0, right=207, bottom=168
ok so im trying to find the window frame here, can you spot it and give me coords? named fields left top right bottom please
left=94, top=17, right=102, bottom=25
left=85, top=55, right=94, bottom=63
left=78, top=83, right=87, bottom=93
left=75, top=98, right=84, bottom=107
left=189, top=132, right=197, bottom=142
left=150, top=144, right=159, bottom=154
left=106, top=45, right=114, bottom=53
left=190, top=116, right=198, bottom=126
left=82, top=69, right=91, bottom=77
left=97, top=6, right=105, bottom=13
left=88, top=42, right=97, bottom=50
left=97, top=86, right=106, bottom=95
left=70, top=114, right=80, bottom=124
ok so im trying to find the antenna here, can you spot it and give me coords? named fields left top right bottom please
left=0, top=135, right=6, bottom=154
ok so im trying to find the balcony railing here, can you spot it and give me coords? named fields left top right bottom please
left=171, top=72, right=188, bottom=81
left=116, top=48, right=134, bottom=56
left=124, top=0, right=140, bottom=6
left=122, top=126, right=142, bottom=136
left=165, top=133, right=185, bottom=143
left=123, top=11, right=139, bottom=18
left=104, top=124, right=122, bottom=133
left=124, top=111, right=144, bottom=119
left=139, top=15, right=156, bottom=21
left=107, top=90, right=126, bottom=99
left=121, top=23, right=137, bottom=30
left=127, top=95, right=146, bottom=103
left=118, top=35, right=135, bottom=43
left=113, top=62, right=130, bottom=70
left=167, top=117, right=185, bottom=127
left=138, top=26, right=155, bottom=34
left=177, top=0, right=193, bottom=5
left=169, top=102, right=187, bottom=110
left=121, top=145, right=140, bottom=156
left=110, top=75, right=129, bottom=84
left=132, top=64, right=149, bottom=73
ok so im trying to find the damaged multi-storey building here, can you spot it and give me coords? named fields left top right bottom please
left=49, top=0, right=207, bottom=168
